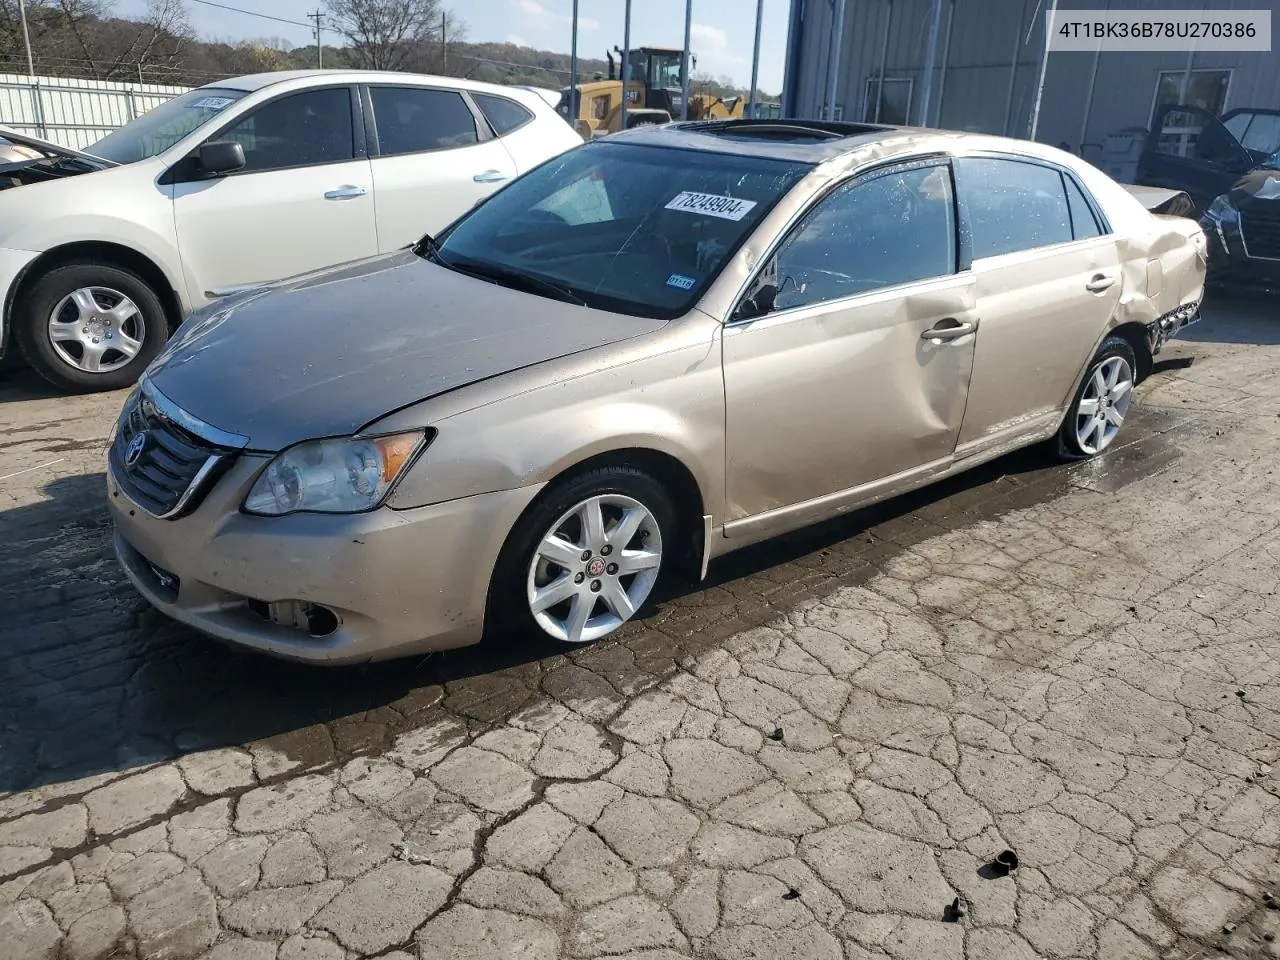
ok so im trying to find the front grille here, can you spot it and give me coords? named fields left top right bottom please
left=109, top=390, right=231, bottom=518
left=1241, top=205, right=1280, bottom=260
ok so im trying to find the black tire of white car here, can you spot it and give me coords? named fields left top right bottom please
left=489, top=465, right=677, bottom=648
left=1058, top=335, right=1138, bottom=459
left=15, top=262, right=169, bottom=393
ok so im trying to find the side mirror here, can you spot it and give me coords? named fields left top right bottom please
left=197, top=140, right=245, bottom=176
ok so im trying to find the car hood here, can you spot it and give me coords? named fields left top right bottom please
left=0, top=126, right=114, bottom=164
left=144, top=250, right=668, bottom=451
left=0, top=126, right=115, bottom=190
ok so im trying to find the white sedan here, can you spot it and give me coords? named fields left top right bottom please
left=0, top=70, right=582, bottom=392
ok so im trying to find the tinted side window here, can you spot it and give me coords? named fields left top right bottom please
left=219, top=88, right=354, bottom=173
left=957, top=158, right=1072, bottom=258
left=1065, top=176, right=1102, bottom=240
left=371, top=87, right=478, bottom=156
left=474, top=94, right=534, bottom=136
left=759, top=164, right=956, bottom=313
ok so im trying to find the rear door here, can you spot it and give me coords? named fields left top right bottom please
left=171, top=85, right=377, bottom=300
left=953, top=155, right=1124, bottom=452
left=471, top=91, right=578, bottom=173
left=365, top=84, right=518, bottom=251
left=1137, top=105, right=1254, bottom=211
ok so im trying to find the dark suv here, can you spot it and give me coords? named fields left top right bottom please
left=1135, top=105, right=1280, bottom=286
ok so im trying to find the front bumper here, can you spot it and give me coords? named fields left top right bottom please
left=0, top=246, right=39, bottom=358
left=108, top=456, right=543, bottom=664
left=1200, top=214, right=1280, bottom=286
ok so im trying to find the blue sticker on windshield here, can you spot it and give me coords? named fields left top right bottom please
left=666, top=273, right=697, bottom=291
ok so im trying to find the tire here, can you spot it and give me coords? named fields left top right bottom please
left=488, top=465, right=677, bottom=647
left=15, top=262, right=169, bottom=393
left=1057, top=335, right=1137, bottom=459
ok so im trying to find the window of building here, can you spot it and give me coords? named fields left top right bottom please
left=863, top=78, right=913, bottom=125
left=1151, top=69, right=1231, bottom=126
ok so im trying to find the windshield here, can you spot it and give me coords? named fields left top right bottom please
left=649, top=52, right=684, bottom=89
left=1224, top=110, right=1280, bottom=168
left=89, top=87, right=248, bottom=164
left=435, top=141, right=810, bottom=319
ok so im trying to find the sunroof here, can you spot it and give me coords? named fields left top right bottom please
left=678, top=119, right=895, bottom=142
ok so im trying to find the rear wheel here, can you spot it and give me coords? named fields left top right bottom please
left=489, top=465, right=676, bottom=647
left=1057, top=336, right=1136, bottom=458
left=15, top=262, right=169, bottom=393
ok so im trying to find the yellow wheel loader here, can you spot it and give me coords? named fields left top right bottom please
left=556, top=46, right=752, bottom=140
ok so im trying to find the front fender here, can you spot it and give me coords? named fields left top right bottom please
left=383, top=340, right=727, bottom=524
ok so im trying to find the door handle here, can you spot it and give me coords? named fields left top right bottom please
left=473, top=169, right=510, bottom=183
left=920, top=319, right=976, bottom=342
left=1086, top=274, right=1116, bottom=293
left=324, top=185, right=367, bottom=200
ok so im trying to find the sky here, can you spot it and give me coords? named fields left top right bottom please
left=114, top=0, right=790, bottom=91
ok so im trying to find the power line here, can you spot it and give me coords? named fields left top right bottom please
left=186, top=0, right=314, bottom=30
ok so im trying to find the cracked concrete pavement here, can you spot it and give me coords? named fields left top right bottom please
left=2, top=291, right=1280, bottom=959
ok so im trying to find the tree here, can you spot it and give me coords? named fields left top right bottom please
left=0, top=0, right=191, bottom=81
left=323, top=0, right=450, bottom=71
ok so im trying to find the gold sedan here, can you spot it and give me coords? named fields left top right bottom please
left=107, top=120, right=1206, bottom=663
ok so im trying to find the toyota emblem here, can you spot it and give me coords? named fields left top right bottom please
left=124, top=432, right=147, bottom=469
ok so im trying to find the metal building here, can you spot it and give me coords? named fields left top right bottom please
left=781, top=0, right=1280, bottom=180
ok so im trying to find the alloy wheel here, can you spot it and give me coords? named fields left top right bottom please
left=1075, top=355, right=1133, bottom=455
left=47, top=286, right=146, bottom=374
left=526, top=493, right=663, bottom=644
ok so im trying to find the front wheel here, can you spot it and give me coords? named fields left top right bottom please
left=15, top=262, right=169, bottom=393
left=1058, top=335, right=1137, bottom=458
left=489, top=466, right=676, bottom=647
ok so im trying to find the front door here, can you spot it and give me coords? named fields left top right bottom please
left=366, top=84, right=519, bottom=250
left=952, top=156, right=1125, bottom=450
left=172, top=85, right=377, bottom=304
left=722, top=159, right=977, bottom=521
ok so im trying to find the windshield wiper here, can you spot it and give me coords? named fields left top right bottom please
left=448, top=258, right=589, bottom=308
left=415, top=233, right=452, bottom=266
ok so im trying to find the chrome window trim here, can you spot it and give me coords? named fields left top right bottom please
left=723, top=271, right=977, bottom=335
left=722, top=152, right=956, bottom=328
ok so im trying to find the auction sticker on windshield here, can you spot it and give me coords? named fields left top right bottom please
left=665, top=191, right=758, bottom=221
left=189, top=97, right=236, bottom=110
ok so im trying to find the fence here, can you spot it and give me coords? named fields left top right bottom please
left=0, top=73, right=191, bottom=150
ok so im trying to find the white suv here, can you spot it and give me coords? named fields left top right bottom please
left=0, top=70, right=582, bottom=392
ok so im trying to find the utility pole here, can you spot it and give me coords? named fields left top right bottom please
left=680, top=0, right=693, bottom=120
left=16, top=0, right=45, bottom=137
left=749, top=0, right=764, bottom=118
left=1027, top=0, right=1058, bottom=141
left=308, top=10, right=324, bottom=68
left=570, top=0, right=579, bottom=123
left=621, top=0, right=632, bottom=130
left=441, top=12, right=448, bottom=71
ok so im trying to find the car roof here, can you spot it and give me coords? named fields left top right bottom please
left=607, top=119, right=1102, bottom=175
left=203, top=69, right=543, bottom=102
left=607, top=119, right=940, bottom=165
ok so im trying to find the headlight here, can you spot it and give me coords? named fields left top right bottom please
left=243, top=432, right=426, bottom=516
left=1204, top=194, right=1235, bottom=222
